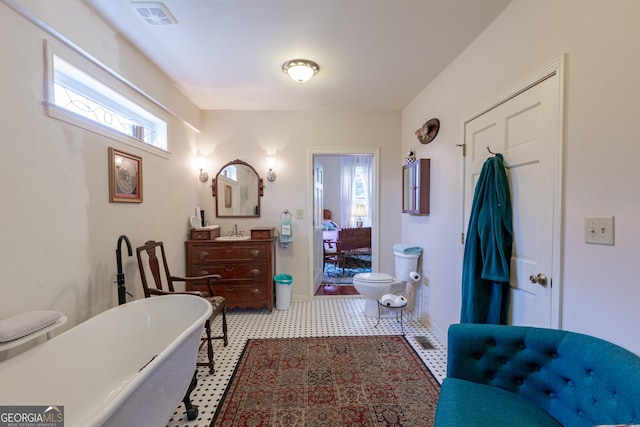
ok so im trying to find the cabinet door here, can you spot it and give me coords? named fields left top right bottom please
left=402, top=159, right=430, bottom=215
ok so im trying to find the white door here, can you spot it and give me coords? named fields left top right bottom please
left=463, top=61, right=564, bottom=328
left=313, top=160, right=324, bottom=293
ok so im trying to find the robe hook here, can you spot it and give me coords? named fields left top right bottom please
left=486, top=146, right=497, bottom=155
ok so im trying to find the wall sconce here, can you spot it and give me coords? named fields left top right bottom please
left=353, top=204, right=368, bottom=228
left=266, top=157, right=277, bottom=182
left=196, top=156, right=209, bottom=182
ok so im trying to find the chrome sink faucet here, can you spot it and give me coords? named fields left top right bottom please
left=229, top=224, right=244, bottom=237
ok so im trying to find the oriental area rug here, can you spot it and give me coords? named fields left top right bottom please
left=211, top=335, right=440, bottom=427
left=323, top=254, right=372, bottom=285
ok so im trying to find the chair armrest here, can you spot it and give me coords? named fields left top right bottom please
left=170, top=274, right=221, bottom=297
left=170, top=274, right=222, bottom=282
left=148, top=288, right=205, bottom=297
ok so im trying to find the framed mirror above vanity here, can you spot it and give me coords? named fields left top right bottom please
left=212, top=159, right=264, bottom=217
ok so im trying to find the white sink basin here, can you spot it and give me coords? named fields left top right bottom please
left=215, top=235, right=251, bottom=241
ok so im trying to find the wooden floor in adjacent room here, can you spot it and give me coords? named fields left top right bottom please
left=314, top=284, right=360, bottom=296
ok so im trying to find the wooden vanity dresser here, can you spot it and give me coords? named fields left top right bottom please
left=186, top=228, right=276, bottom=311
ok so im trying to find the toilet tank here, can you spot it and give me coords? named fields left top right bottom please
left=394, top=251, right=419, bottom=282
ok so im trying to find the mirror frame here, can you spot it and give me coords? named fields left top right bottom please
left=211, top=159, right=264, bottom=218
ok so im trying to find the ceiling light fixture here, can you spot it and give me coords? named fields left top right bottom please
left=282, top=59, right=319, bottom=83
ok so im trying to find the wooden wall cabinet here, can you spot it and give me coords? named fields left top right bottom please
left=186, top=238, right=276, bottom=311
left=402, top=158, right=430, bottom=215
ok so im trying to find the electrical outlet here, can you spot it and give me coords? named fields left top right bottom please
left=296, top=209, right=303, bottom=219
left=584, top=216, right=615, bottom=245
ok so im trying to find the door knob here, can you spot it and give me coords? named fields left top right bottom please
left=529, top=273, right=548, bottom=286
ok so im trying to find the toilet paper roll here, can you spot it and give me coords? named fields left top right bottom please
left=394, top=295, right=408, bottom=307
left=380, top=294, right=397, bottom=307
left=409, top=271, right=421, bottom=282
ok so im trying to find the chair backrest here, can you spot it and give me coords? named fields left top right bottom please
left=136, top=240, right=174, bottom=297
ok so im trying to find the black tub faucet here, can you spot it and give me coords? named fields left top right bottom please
left=116, top=235, right=133, bottom=305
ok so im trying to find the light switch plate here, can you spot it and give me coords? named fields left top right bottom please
left=584, top=216, right=615, bottom=245
left=296, top=209, right=303, bottom=219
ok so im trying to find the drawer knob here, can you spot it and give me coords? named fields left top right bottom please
left=249, top=269, right=261, bottom=278
left=198, top=251, right=209, bottom=259
left=250, top=250, right=260, bottom=258
left=225, top=266, right=235, bottom=272
left=251, top=288, right=261, bottom=295
left=199, top=270, right=210, bottom=275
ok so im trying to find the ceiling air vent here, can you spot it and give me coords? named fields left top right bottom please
left=131, top=2, right=177, bottom=26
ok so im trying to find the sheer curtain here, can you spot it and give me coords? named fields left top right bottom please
left=340, top=156, right=373, bottom=228
left=340, top=157, right=357, bottom=227
left=360, top=156, right=373, bottom=228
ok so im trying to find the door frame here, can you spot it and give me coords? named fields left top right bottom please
left=307, top=146, right=380, bottom=298
left=460, top=56, right=566, bottom=328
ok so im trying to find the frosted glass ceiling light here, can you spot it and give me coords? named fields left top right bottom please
left=282, top=59, right=319, bottom=83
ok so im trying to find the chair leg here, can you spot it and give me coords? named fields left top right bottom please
left=221, top=306, right=228, bottom=347
left=197, top=319, right=215, bottom=375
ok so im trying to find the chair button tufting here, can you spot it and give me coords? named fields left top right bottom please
left=549, top=392, right=556, bottom=399
left=488, top=339, right=496, bottom=346
left=499, top=357, right=507, bottom=364
left=518, top=342, right=526, bottom=350
left=486, top=372, right=494, bottom=379
left=516, top=379, right=523, bottom=385
left=577, top=410, right=584, bottom=418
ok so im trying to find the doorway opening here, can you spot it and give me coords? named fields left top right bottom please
left=308, top=148, right=379, bottom=297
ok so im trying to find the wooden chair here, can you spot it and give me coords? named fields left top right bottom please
left=323, top=239, right=344, bottom=273
left=136, top=240, right=228, bottom=374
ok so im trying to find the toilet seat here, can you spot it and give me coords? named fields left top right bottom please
left=354, top=272, right=393, bottom=283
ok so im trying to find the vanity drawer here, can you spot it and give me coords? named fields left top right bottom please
left=190, top=245, right=267, bottom=263
left=214, top=283, right=268, bottom=304
left=191, top=263, right=267, bottom=281
left=190, top=228, right=220, bottom=240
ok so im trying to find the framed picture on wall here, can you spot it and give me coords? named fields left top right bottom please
left=108, top=147, right=143, bottom=203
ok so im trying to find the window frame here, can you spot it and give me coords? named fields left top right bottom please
left=43, top=40, right=171, bottom=158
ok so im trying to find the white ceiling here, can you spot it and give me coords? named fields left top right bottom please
left=82, top=0, right=512, bottom=111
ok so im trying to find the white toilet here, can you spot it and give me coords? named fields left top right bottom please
left=353, top=251, right=420, bottom=318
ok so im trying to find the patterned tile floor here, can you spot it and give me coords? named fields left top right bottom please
left=166, top=296, right=447, bottom=427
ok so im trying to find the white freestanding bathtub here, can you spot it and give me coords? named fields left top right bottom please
left=0, top=294, right=212, bottom=427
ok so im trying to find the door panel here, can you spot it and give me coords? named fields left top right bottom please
left=313, top=161, right=324, bottom=292
left=464, top=72, right=561, bottom=328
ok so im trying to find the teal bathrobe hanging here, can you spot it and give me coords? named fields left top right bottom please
left=461, top=153, right=513, bottom=324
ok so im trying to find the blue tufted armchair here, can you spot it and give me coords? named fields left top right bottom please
left=434, top=323, right=640, bottom=427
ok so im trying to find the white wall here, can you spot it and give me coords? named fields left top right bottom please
left=402, top=0, right=640, bottom=353
left=0, top=0, right=202, bottom=352
left=196, top=110, right=400, bottom=299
